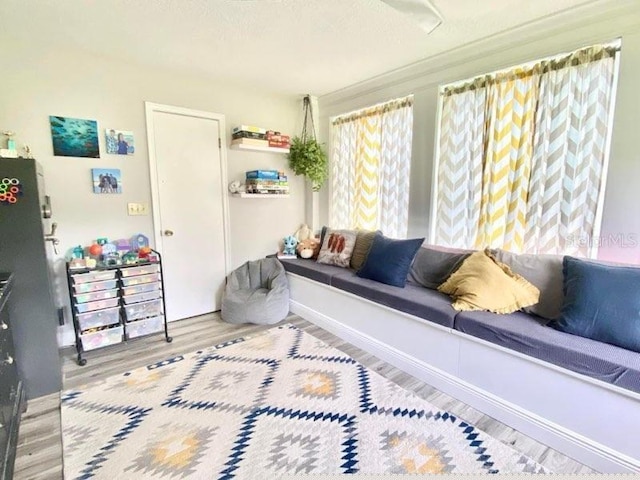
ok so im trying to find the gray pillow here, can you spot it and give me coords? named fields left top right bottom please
left=407, top=247, right=470, bottom=290
left=493, top=249, right=563, bottom=321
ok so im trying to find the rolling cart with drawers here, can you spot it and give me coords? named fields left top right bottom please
left=66, top=251, right=172, bottom=366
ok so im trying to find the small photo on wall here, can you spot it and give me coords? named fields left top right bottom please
left=92, top=168, right=122, bottom=194
left=105, top=129, right=134, bottom=155
left=49, top=116, right=100, bottom=158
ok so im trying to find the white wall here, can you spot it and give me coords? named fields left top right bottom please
left=0, top=44, right=305, bottom=345
left=318, top=0, right=640, bottom=265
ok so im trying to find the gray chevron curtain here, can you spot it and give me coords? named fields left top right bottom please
left=331, top=96, right=413, bottom=238
left=434, top=44, right=619, bottom=257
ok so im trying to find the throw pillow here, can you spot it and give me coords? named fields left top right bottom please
left=407, top=246, right=470, bottom=290
left=316, top=229, right=357, bottom=268
left=493, top=249, right=564, bottom=321
left=551, top=256, right=640, bottom=353
left=438, top=249, right=540, bottom=314
left=350, top=230, right=380, bottom=271
left=357, top=233, right=424, bottom=287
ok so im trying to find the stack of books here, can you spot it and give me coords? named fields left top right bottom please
left=231, top=125, right=290, bottom=150
left=245, top=170, right=289, bottom=195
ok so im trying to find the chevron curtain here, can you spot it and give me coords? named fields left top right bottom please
left=434, top=45, right=619, bottom=256
left=331, top=97, right=413, bottom=238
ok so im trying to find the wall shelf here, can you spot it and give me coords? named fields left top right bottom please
left=231, top=193, right=290, bottom=199
left=229, top=144, right=289, bottom=154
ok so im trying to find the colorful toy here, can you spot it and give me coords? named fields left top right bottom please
left=96, top=237, right=109, bottom=246
left=71, top=245, right=84, bottom=259
left=88, top=243, right=102, bottom=257
left=113, top=238, right=131, bottom=253
left=282, top=235, right=298, bottom=256
left=101, top=243, right=116, bottom=256
left=131, top=234, right=149, bottom=250
left=296, top=238, right=320, bottom=259
left=122, top=251, right=138, bottom=264
left=138, top=246, right=152, bottom=259
left=0, top=177, right=23, bottom=205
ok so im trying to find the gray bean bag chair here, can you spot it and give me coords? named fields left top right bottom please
left=221, top=258, right=290, bottom=325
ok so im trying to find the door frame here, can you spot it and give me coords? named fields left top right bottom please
left=144, top=101, right=231, bottom=277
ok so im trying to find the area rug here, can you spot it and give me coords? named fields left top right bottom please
left=62, top=324, right=548, bottom=478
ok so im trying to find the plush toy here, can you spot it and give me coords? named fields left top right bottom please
left=294, top=224, right=311, bottom=242
left=296, top=238, right=320, bottom=259
left=282, top=235, right=298, bottom=256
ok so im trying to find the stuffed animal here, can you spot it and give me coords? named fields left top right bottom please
left=282, top=235, right=298, bottom=256
left=294, top=224, right=311, bottom=242
left=296, top=238, right=320, bottom=259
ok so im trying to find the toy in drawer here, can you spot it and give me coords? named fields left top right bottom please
left=77, top=306, right=120, bottom=330
left=123, top=290, right=162, bottom=304
left=72, top=270, right=117, bottom=284
left=80, top=325, right=123, bottom=351
left=122, top=281, right=161, bottom=296
left=73, top=279, right=118, bottom=294
left=74, top=288, right=118, bottom=304
left=121, top=264, right=159, bottom=278
left=121, top=273, right=161, bottom=287
left=124, top=299, right=162, bottom=321
left=126, top=316, right=164, bottom=339
left=75, top=297, right=119, bottom=313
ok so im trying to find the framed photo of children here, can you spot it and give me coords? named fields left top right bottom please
left=92, top=168, right=122, bottom=194
left=105, top=129, right=134, bottom=155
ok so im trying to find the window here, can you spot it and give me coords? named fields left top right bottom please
left=330, top=96, right=413, bottom=238
left=432, top=43, right=620, bottom=257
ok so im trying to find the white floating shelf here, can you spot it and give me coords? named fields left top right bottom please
left=231, top=193, right=290, bottom=198
left=229, top=144, right=290, bottom=154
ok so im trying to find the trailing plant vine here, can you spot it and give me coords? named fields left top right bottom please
left=287, top=95, right=328, bottom=191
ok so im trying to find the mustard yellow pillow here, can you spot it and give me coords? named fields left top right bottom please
left=438, top=249, right=540, bottom=314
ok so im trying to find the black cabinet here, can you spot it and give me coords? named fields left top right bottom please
left=66, top=257, right=172, bottom=366
left=0, top=273, right=26, bottom=480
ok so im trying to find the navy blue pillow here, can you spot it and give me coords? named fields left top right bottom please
left=357, top=233, right=424, bottom=287
left=551, top=256, right=640, bottom=353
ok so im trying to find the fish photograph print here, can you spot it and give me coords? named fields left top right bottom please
left=49, top=116, right=100, bottom=158
left=105, top=129, right=135, bottom=155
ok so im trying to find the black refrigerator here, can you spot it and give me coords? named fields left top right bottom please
left=0, top=158, right=61, bottom=398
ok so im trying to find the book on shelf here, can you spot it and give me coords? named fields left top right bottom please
left=245, top=178, right=288, bottom=185
left=232, top=131, right=267, bottom=140
left=232, top=125, right=267, bottom=135
left=277, top=252, right=297, bottom=259
left=245, top=170, right=280, bottom=180
left=231, top=138, right=269, bottom=147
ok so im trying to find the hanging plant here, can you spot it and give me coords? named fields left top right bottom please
left=288, top=95, right=328, bottom=192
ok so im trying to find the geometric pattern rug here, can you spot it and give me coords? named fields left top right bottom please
left=61, top=324, right=549, bottom=478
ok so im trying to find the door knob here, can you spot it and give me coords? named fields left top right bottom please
left=163, top=230, right=174, bottom=237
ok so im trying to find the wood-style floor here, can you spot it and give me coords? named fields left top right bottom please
left=14, top=313, right=594, bottom=479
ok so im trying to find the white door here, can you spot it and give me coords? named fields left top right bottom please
left=147, top=105, right=228, bottom=321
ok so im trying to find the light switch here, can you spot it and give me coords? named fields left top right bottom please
left=127, top=203, right=149, bottom=216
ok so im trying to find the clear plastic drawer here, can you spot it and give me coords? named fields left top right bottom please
left=80, top=325, right=123, bottom=351
left=72, top=270, right=116, bottom=284
left=124, top=299, right=162, bottom=321
left=74, top=288, right=118, bottom=304
left=123, top=290, right=162, bottom=304
left=121, top=264, right=159, bottom=278
left=121, top=273, right=161, bottom=287
left=126, top=316, right=164, bottom=340
left=122, top=281, right=160, bottom=296
left=73, top=279, right=118, bottom=294
left=75, top=297, right=119, bottom=313
left=77, top=306, right=121, bottom=330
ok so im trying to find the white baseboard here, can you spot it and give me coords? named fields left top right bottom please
left=291, top=299, right=640, bottom=473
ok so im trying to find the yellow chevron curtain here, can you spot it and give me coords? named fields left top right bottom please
left=435, top=44, right=619, bottom=255
left=331, top=97, right=413, bottom=238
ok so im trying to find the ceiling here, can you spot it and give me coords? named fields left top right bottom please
left=2, top=0, right=601, bottom=96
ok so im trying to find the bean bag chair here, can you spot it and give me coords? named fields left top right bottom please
left=221, top=258, right=290, bottom=325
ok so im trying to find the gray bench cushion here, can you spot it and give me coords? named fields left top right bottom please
left=331, top=271, right=457, bottom=328
left=454, top=310, right=640, bottom=393
left=279, top=258, right=346, bottom=285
